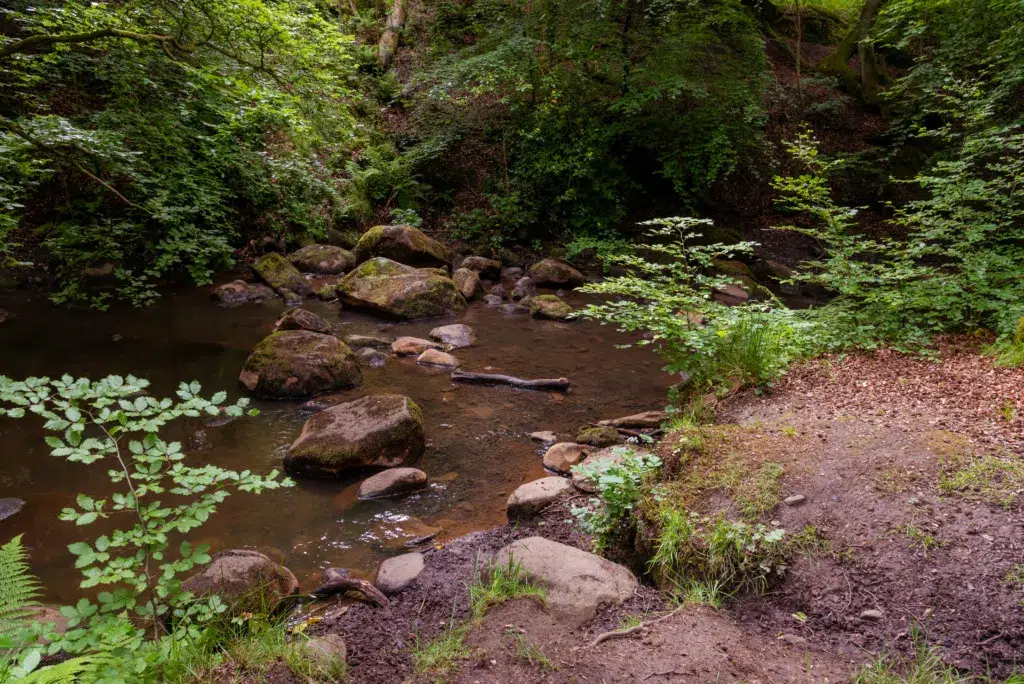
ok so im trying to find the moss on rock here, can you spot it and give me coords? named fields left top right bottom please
left=337, top=257, right=467, bottom=320
left=529, top=294, right=574, bottom=320
left=239, top=330, right=361, bottom=398
left=288, top=244, right=356, bottom=274
left=354, top=225, right=452, bottom=268
left=252, top=252, right=313, bottom=296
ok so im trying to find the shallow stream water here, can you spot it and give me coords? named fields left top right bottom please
left=0, top=282, right=672, bottom=601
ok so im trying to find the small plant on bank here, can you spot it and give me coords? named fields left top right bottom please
left=1003, top=564, right=1024, bottom=591
left=410, top=621, right=471, bottom=682
left=468, top=557, right=546, bottom=620
left=0, top=374, right=293, bottom=680
left=503, top=629, right=557, bottom=671
left=570, top=449, right=663, bottom=554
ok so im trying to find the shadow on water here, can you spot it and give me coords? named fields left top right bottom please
left=0, top=284, right=673, bottom=600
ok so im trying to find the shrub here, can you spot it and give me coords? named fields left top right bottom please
left=571, top=449, right=662, bottom=554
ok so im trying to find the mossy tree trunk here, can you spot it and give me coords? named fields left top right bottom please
left=819, top=0, right=888, bottom=103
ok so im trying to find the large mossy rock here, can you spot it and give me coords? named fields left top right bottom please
left=354, top=225, right=452, bottom=269
left=529, top=294, right=573, bottom=320
left=273, top=308, right=334, bottom=335
left=527, top=259, right=585, bottom=287
left=181, top=550, right=299, bottom=615
left=288, top=244, right=356, bottom=274
left=285, top=394, right=425, bottom=477
left=239, top=330, right=361, bottom=398
left=336, top=258, right=467, bottom=320
left=251, top=252, right=312, bottom=296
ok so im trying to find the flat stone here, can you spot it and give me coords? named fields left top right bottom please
left=494, top=537, right=638, bottom=624
left=784, top=494, right=807, bottom=506
left=302, top=634, right=347, bottom=667
left=500, top=303, right=530, bottom=316
left=543, top=442, right=588, bottom=474
left=273, top=308, right=334, bottom=335
left=392, top=336, right=440, bottom=355
left=576, top=425, right=622, bottom=447
left=506, top=477, right=572, bottom=520
left=344, top=334, right=394, bottom=349
left=417, top=348, right=459, bottom=368
left=376, top=552, right=425, bottom=594
left=860, top=609, right=884, bottom=621
left=0, top=498, right=25, bottom=522
left=358, top=468, right=428, bottom=499
left=530, top=431, right=558, bottom=443
left=598, top=410, right=669, bottom=429
left=429, top=323, right=476, bottom=348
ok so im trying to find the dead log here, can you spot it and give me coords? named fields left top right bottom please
left=450, top=370, right=570, bottom=391
left=310, top=577, right=389, bottom=608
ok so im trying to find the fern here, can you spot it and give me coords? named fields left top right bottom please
left=0, top=536, right=41, bottom=636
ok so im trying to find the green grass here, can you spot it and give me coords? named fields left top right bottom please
left=770, top=0, right=862, bottom=17
left=162, top=616, right=347, bottom=683
left=504, top=629, right=557, bottom=671
left=853, top=628, right=1024, bottom=683
left=468, top=557, right=547, bottom=620
left=410, top=622, right=471, bottom=682
left=939, top=450, right=1024, bottom=509
left=790, top=524, right=855, bottom=563
left=735, top=462, right=785, bottom=519
left=897, top=523, right=946, bottom=553
left=1004, top=563, right=1024, bottom=590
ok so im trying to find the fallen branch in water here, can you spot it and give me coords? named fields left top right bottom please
left=311, top=577, right=389, bottom=608
left=587, top=606, right=686, bottom=648
left=450, top=371, right=570, bottom=391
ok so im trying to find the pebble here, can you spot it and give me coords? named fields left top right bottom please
left=530, top=431, right=558, bottom=442
left=982, top=534, right=994, bottom=542
left=860, top=609, right=884, bottom=621
left=784, top=494, right=807, bottom=506
left=779, top=633, right=807, bottom=646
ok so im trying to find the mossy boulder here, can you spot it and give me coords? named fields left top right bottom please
left=452, top=268, right=482, bottom=300
left=212, top=280, right=275, bottom=307
left=273, top=308, right=334, bottom=335
left=460, top=256, right=502, bottom=279
left=285, top=394, right=425, bottom=477
left=576, top=425, right=621, bottom=447
left=336, top=258, right=467, bottom=320
left=711, top=259, right=754, bottom=279
left=527, top=259, right=586, bottom=288
left=288, top=244, right=356, bottom=275
left=181, top=550, right=299, bottom=615
left=326, top=227, right=360, bottom=249
left=239, top=330, right=361, bottom=398
left=529, top=294, right=573, bottom=320
left=251, top=252, right=312, bottom=296
left=354, top=224, right=452, bottom=269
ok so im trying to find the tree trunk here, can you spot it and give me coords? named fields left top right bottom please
left=818, top=0, right=887, bottom=102
left=377, top=0, right=406, bottom=69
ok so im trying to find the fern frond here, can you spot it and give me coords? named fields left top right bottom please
left=0, top=536, right=42, bottom=635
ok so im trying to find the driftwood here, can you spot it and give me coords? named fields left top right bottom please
left=450, top=370, right=570, bottom=391
left=311, top=577, right=389, bottom=608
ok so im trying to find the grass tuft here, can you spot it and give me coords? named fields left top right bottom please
left=410, top=622, right=471, bottom=682
left=504, top=629, right=557, bottom=671
left=853, top=627, right=1024, bottom=683
left=469, top=556, right=547, bottom=621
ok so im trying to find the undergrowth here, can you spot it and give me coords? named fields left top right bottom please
left=469, top=557, right=546, bottom=620
left=410, top=622, right=471, bottom=683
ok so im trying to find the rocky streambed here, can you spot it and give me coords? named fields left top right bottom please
left=0, top=225, right=673, bottom=604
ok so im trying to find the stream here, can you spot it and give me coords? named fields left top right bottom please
left=0, top=282, right=672, bottom=601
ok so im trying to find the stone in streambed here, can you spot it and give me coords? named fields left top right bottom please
left=529, top=294, right=573, bottom=320
left=358, top=468, right=428, bottom=499
left=530, top=431, right=558, bottom=443
left=239, top=330, right=361, bottom=398
left=483, top=294, right=503, bottom=307
left=354, top=225, right=452, bottom=269
left=460, top=256, right=502, bottom=279
left=493, top=536, right=637, bottom=624
left=182, top=549, right=299, bottom=615
left=337, top=258, right=466, bottom=320
left=527, top=259, right=585, bottom=288
left=251, top=252, right=312, bottom=296
left=598, top=410, right=668, bottom=429
left=417, top=348, right=459, bottom=368
left=356, top=347, right=387, bottom=368
left=576, top=425, right=621, bottom=447
left=429, top=323, right=476, bottom=348
left=392, top=336, right=440, bottom=355
left=345, top=334, right=395, bottom=349
left=500, top=303, right=530, bottom=316
left=506, top=477, right=573, bottom=520
left=376, top=552, right=425, bottom=595
left=542, top=442, right=588, bottom=474
left=212, top=280, right=275, bottom=307
left=288, top=244, right=356, bottom=274
left=285, top=394, right=425, bottom=477
left=273, top=308, right=334, bottom=335
left=452, top=268, right=482, bottom=300
left=0, top=498, right=25, bottom=522
left=510, top=277, right=536, bottom=302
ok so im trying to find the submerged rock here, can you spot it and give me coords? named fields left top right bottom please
left=494, top=537, right=638, bottom=624
left=506, top=477, right=573, bottom=520
left=212, top=280, right=275, bottom=307
left=460, top=256, right=502, bottom=279
left=500, top=303, right=530, bottom=316
left=354, top=225, right=452, bottom=269
left=392, top=336, right=440, bottom=355
left=529, top=294, right=573, bottom=320
left=273, top=308, right=334, bottom=335
left=288, top=244, right=356, bottom=275
left=356, top=347, right=387, bottom=368
left=336, top=258, right=467, bottom=320
left=251, top=252, right=312, bottom=296
left=510, top=276, right=537, bottom=302
left=483, top=294, right=503, bottom=307
left=576, top=425, right=621, bottom=447
left=358, top=468, right=428, bottom=499
left=417, top=348, right=459, bottom=368
left=429, top=323, right=476, bottom=348
left=285, top=394, right=425, bottom=477
left=527, top=259, right=585, bottom=288
left=181, top=549, right=299, bottom=615
left=542, top=442, right=588, bottom=474
left=452, top=268, right=482, bottom=300
left=345, top=334, right=395, bottom=350
left=376, top=552, right=425, bottom=595
left=239, top=330, right=361, bottom=398
left=0, top=498, right=25, bottom=522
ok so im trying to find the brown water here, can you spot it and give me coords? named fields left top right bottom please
left=0, top=284, right=672, bottom=601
